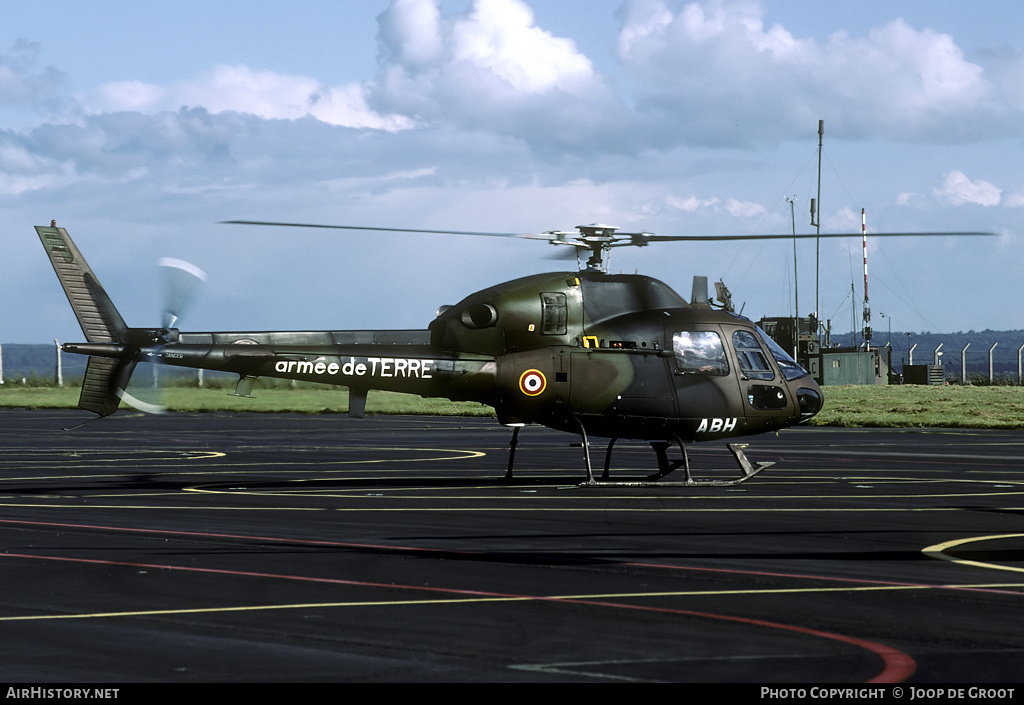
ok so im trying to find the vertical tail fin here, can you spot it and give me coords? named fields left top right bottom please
left=36, top=224, right=127, bottom=344
left=37, top=224, right=132, bottom=418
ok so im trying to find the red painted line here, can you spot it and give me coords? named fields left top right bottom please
left=0, top=518, right=445, bottom=554
left=529, top=597, right=914, bottom=683
left=0, top=550, right=512, bottom=599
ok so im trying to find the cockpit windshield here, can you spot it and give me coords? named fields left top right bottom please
left=755, top=326, right=810, bottom=381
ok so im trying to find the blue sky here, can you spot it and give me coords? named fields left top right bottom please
left=3, top=0, right=1023, bottom=342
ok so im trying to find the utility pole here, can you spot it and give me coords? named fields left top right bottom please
left=787, top=197, right=798, bottom=316
left=786, top=196, right=799, bottom=360
left=811, top=120, right=823, bottom=343
left=54, top=338, right=62, bottom=387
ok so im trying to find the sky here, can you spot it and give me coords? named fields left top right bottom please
left=3, top=0, right=1023, bottom=343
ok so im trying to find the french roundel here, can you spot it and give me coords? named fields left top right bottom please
left=518, top=369, right=547, bottom=396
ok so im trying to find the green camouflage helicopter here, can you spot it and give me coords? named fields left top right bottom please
left=36, top=220, right=980, bottom=486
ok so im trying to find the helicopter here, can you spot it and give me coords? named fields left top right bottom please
left=35, top=221, right=988, bottom=487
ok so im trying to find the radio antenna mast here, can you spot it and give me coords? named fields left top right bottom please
left=812, top=120, right=823, bottom=344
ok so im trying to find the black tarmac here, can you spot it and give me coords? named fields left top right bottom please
left=1, top=409, right=1023, bottom=683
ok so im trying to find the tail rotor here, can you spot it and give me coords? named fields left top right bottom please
left=159, top=257, right=207, bottom=330
left=121, top=257, right=208, bottom=414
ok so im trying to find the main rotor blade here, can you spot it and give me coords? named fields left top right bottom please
left=221, top=220, right=541, bottom=239
left=225, top=220, right=994, bottom=243
left=628, top=231, right=995, bottom=243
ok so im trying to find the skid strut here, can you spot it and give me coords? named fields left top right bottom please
left=581, top=428, right=774, bottom=488
left=504, top=423, right=774, bottom=487
left=504, top=425, right=520, bottom=480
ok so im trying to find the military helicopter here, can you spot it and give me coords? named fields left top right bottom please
left=35, top=221, right=985, bottom=486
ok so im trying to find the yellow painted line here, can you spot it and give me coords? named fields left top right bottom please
left=923, top=534, right=1024, bottom=574
left=4, top=581, right=1024, bottom=622
left=0, top=450, right=226, bottom=466
left=0, top=503, right=328, bottom=511
left=0, top=598, right=531, bottom=621
left=0, top=503, right=1022, bottom=514
left=188, top=490, right=1024, bottom=500
left=169, top=449, right=488, bottom=467
left=0, top=448, right=485, bottom=482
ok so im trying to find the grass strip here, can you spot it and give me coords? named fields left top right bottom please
left=2, top=383, right=1023, bottom=428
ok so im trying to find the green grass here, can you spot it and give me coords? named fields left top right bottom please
left=0, top=384, right=493, bottom=416
left=2, top=382, right=1024, bottom=428
left=807, top=384, right=1024, bottom=429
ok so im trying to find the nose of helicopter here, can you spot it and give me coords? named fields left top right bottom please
left=796, top=382, right=824, bottom=421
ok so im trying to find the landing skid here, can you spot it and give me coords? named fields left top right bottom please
left=586, top=439, right=773, bottom=487
left=503, top=423, right=774, bottom=487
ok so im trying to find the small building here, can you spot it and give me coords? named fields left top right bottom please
left=821, top=349, right=889, bottom=385
left=902, top=364, right=944, bottom=385
left=759, top=316, right=891, bottom=385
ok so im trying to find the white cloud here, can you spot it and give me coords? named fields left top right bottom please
left=449, top=0, right=594, bottom=93
left=0, top=139, right=51, bottom=173
left=377, top=0, right=444, bottom=66
left=371, top=0, right=622, bottom=147
left=933, top=170, right=1001, bottom=207
left=725, top=198, right=765, bottom=218
left=378, top=0, right=595, bottom=94
left=86, top=80, right=165, bottom=113
left=84, top=65, right=412, bottom=131
left=0, top=40, right=65, bottom=107
left=664, top=194, right=762, bottom=219
left=666, top=194, right=720, bottom=212
left=53, top=0, right=1024, bottom=160
left=615, top=0, right=997, bottom=144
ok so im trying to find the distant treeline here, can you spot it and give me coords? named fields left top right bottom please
left=1, top=343, right=86, bottom=382
left=0, top=343, right=213, bottom=385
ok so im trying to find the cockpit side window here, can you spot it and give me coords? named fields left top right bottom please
left=540, top=293, right=567, bottom=335
left=732, top=330, right=775, bottom=380
left=673, top=331, right=729, bottom=376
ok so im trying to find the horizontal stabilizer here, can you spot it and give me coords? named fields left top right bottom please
left=36, top=225, right=126, bottom=343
